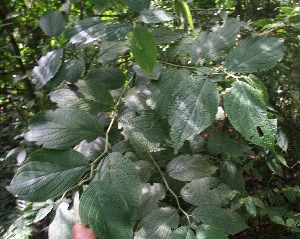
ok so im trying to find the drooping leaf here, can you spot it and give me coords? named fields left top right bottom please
left=124, top=85, right=152, bottom=112
left=94, top=152, right=142, bottom=218
left=131, top=27, right=157, bottom=73
left=135, top=161, right=154, bottom=182
left=192, top=205, right=248, bottom=235
left=47, top=60, right=84, bottom=88
left=166, top=154, right=218, bottom=181
left=146, top=68, right=188, bottom=117
left=134, top=207, right=179, bottom=239
left=24, top=108, right=103, bottom=149
left=224, top=81, right=277, bottom=149
left=7, top=149, right=88, bottom=201
left=180, top=177, right=236, bottom=206
left=196, top=224, right=229, bottom=239
left=276, top=129, right=288, bottom=152
left=99, top=41, right=130, bottom=63
left=192, top=18, right=240, bottom=65
left=221, top=160, right=245, bottom=193
left=168, top=77, right=219, bottom=152
left=166, top=37, right=193, bottom=61
left=122, top=0, right=150, bottom=12
left=133, top=63, right=164, bottom=81
left=153, top=27, right=182, bottom=44
left=167, top=226, right=196, bottom=239
left=32, top=49, right=63, bottom=88
left=33, top=203, right=54, bottom=223
left=226, top=36, right=284, bottom=73
left=137, top=183, right=166, bottom=220
left=79, top=181, right=133, bottom=239
left=139, top=9, right=176, bottom=23
left=119, top=113, right=170, bottom=152
left=40, top=10, right=65, bottom=37
left=63, top=18, right=131, bottom=47
left=75, top=137, right=106, bottom=161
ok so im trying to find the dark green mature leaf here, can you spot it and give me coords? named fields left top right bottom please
left=79, top=181, right=133, bottom=239
left=94, top=152, right=142, bottom=218
left=63, top=18, right=131, bottom=47
left=124, top=86, right=152, bottom=112
left=139, top=9, right=176, bottom=23
left=192, top=205, right=248, bottom=235
left=153, top=27, right=182, bottom=44
left=122, top=0, right=150, bottom=12
left=224, top=81, right=277, bottom=149
left=226, top=37, right=284, bottom=73
left=7, top=149, right=88, bottom=202
left=89, top=0, right=109, bottom=7
left=75, top=137, right=106, bottom=161
left=168, top=77, right=219, bottom=152
left=32, top=49, right=63, bottom=88
left=180, top=177, right=235, bottom=206
left=167, top=226, right=196, bottom=239
left=146, top=68, right=188, bottom=117
left=119, top=113, right=169, bottom=152
left=24, top=108, right=103, bottom=149
left=47, top=60, right=84, bottom=88
left=135, top=207, right=179, bottom=239
left=99, top=41, right=130, bottom=63
left=196, top=224, right=229, bottom=239
left=166, top=37, right=193, bottom=61
left=40, top=10, right=65, bottom=37
left=135, top=161, right=154, bottom=182
left=192, top=18, right=240, bottom=65
left=166, top=154, right=218, bottom=181
left=131, top=27, right=157, bottom=73
left=221, top=161, right=245, bottom=193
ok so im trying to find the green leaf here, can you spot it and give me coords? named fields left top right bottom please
left=75, top=137, right=106, bottom=161
left=245, top=74, right=269, bottom=103
left=166, top=154, right=218, bottom=181
left=40, top=10, right=65, bottom=37
left=221, top=161, right=245, bottom=193
left=33, top=203, right=54, bottom=223
left=192, top=18, right=240, bottom=65
left=146, top=68, right=188, bottom=117
left=122, top=0, right=150, bottom=12
left=153, top=27, right=182, bottom=44
left=135, top=207, right=179, bottom=239
left=7, top=149, right=88, bottom=201
left=166, top=37, right=193, bottom=61
left=266, top=156, right=283, bottom=176
left=131, top=27, right=157, bottom=73
left=63, top=18, right=131, bottom=48
left=243, top=197, right=257, bottom=217
left=124, top=86, right=152, bottom=112
left=276, top=129, right=288, bottom=152
left=139, top=9, right=176, bottom=23
left=94, top=152, right=142, bottom=218
left=167, top=226, right=196, bottom=239
left=32, top=49, right=63, bottom=88
left=135, top=161, right=154, bottom=182
left=24, top=108, right=103, bottom=149
left=196, top=224, right=229, bottom=239
left=226, top=36, right=284, bottom=73
left=79, top=181, right=133, bottom=239
left=47, top=60, right=84, bottom=88
left=192, top=205, right=248, bottom=235
left=89, top=0, right=109, bottom=7
left=224, top=81, right=277, bottom=149
left=168, top=77, right=219, bottom=152
left=99, top=41, right=130, bottom=63
left=137, top=183, right=166, bottom=220
left=181, top=177, right=235, bottom=206
left=119, top=113, right=170, bottom=152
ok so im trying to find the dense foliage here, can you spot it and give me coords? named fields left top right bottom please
left=1, top=0, right=300, bottom=238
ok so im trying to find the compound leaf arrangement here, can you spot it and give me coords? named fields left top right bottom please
left=7, top=1, right=292, bottom=238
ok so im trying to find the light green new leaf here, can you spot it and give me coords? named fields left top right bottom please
left=180, top=177, right=235, bottom=206
left=32, top=49, right=62, bottom=88
left=224, top=81, right=277, bottom=149
left=119, top=113, right=169, bottom=152
left=7, top=149, right=88, bottom=202
left=192, top=18, right=240, bottom=65
left=122, top=0, right=150, bottom=12
left=131, top=27, right=157, bottom=73
left=135, top=207, right=179, bottom=239
left=226, top=36, right=284, bottom=73
left=139, top=9, right=176, bottom=23
left=40, top=10, right=65, bottom=37
left=63, top=18, right=131, bottom=47
left=168, top=77, right=219, bottom=152
left=79, top=181, right=133, bottom=239
left=94, top=152, right=142, bottom=218
left=167, top=226, right=196, bottom=239
left=192, top=205, right=248, bottom=235
left=99, top=41, right=130, bottom=63
left=196, top=224, right=229, bottom=239
left=24, top=108, right=103, bottom=149
left=146, top=68, right=188, bottom=117
left=166, top=154, right=218, bottom=181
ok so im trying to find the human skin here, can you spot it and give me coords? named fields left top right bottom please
left=72, top=221, right=97, bottom=239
